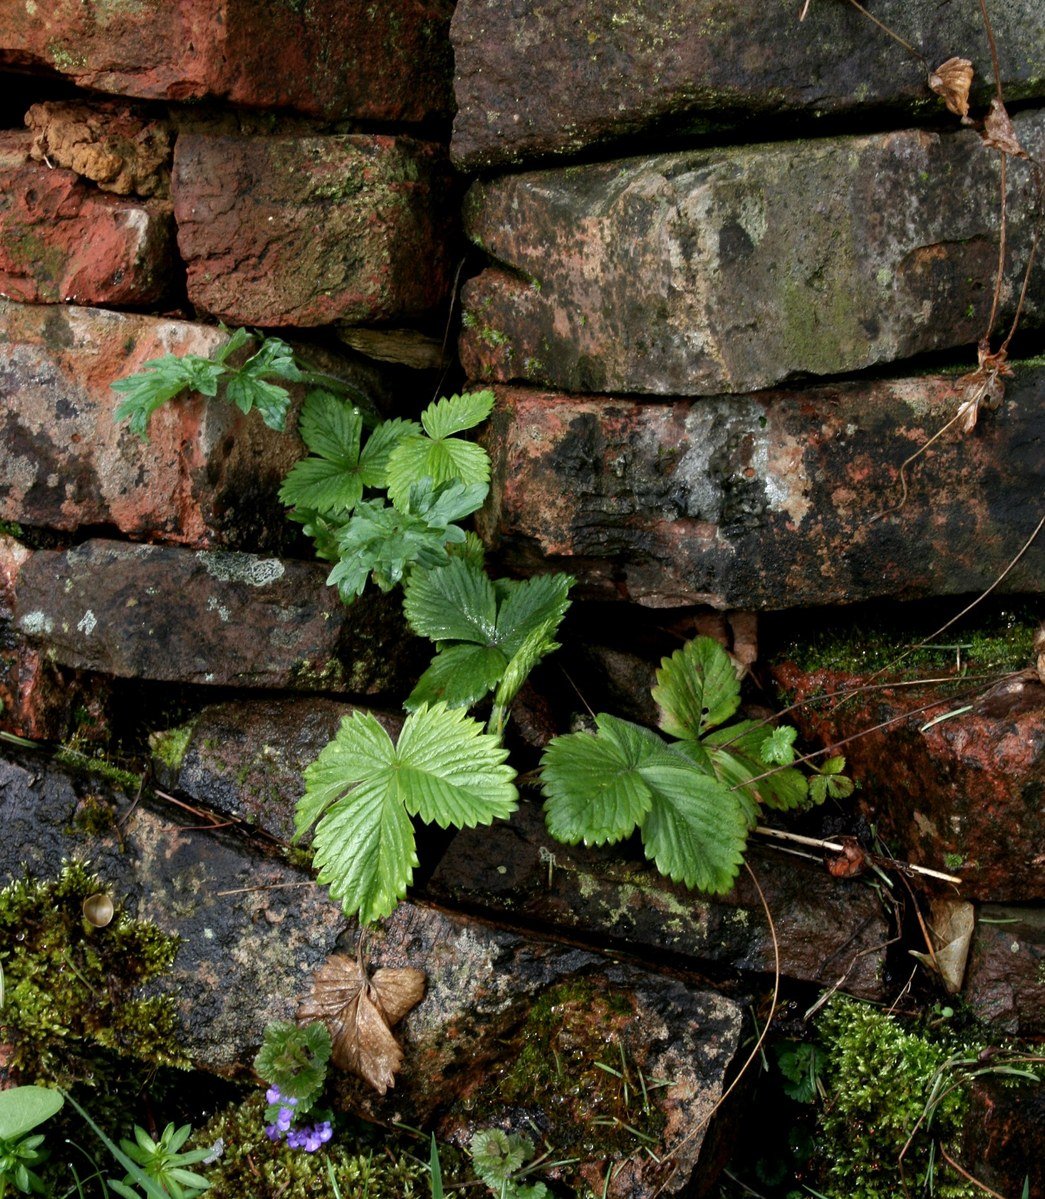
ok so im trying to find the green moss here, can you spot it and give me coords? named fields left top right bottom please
left=0, top=862, right=188, bottom=1086
left=812, top=997, right=1012, bottom=1199
left=53, top=746, right=145, bottom=794
left=0, top=520, right=23, bottom=539
left=778, top=605, right=1037, bottom=679
left=471, top=978, right=665, bottom=1162
left=199, top=1093, right=427, bottom=1198
left=149, top=720, right=197, bottom=773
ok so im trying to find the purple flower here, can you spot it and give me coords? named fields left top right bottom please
left=276, top=1107, right=294, bottom=1131
left=265, top=1124, right=280, bottom=1142
left=266, top=1086, right=281, bottom=1104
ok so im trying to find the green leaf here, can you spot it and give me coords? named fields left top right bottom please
left=429, top=1135, right=445, bottom=1199
left=297, top=706, right=516, bottom=924
left=404, top=559, right=498, bottom=645
left=494, top=573, right=572, bottom=658
left=407, top=478, right=488, bottom=527
left=0, top=1087, right=63, bottom=1140
left=639, top=755, right=750, bottom=894
left=420, top=390, right=495, bottom=440
left=705, top=722, right=808, bottom=813
left=396, top=702, right=517, bottom=828
left=491, top=621, right=560, bottom=715
left=405, top=643, right=508, bottom=711
left=470, top=1129, right=531, bottom=1188
left=385, top=391, right=495, bottom=510
left=357, top=417, right=421, bottom=488
left=760, top=725, right=797, bottom=765
left=224, top=373, right=292, bottom=430
left=652, top=636, right=741, bottom=740
left=113, top=354, right=225, bottom=438
left=541, top=715, right=662, bottom=846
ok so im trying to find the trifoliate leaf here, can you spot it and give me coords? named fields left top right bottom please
left=420, top=390, right=496, bottom=440
left=385, top=392, right=495, bottom=509
left=652, top=636, right=741, bottom=740
left=405, top=643, right=508, bottom=711
left=541, top=715, right=664, bottom=846
left=639, top=754, right=749, bottom=894
left=395, top=702, right=518, bottom=828
left=760, top=725, right=797, bottom=766
left=297, top=953, right=425, bottom=1094
left=112, top=354, right=225, bottom=438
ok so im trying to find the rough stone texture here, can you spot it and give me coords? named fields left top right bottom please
left=0, top=0, right=454, bottom=123
left=26, top=100, right=172, bottom=197
left=451, top=0, right=1045, bottom=170
left=12, top=540, right=421, bottom=697
left=963, top=905, right=1044, bottom=1036
left=0, top=133, right=172, bottom=306
left=427, top=801, right=889, bottom=998
left=0, top=300, right=396, bottom=550
left=329, top=902, right=744, bottom=1198
left=153, top=699, right=403, bottom=844
left=959, top=1076, right=1044, bottom=1197
left=476, top=376, right=1045, bottom=609
left=0, top=753, right=346, bottom=1076
left=773, top=667, right=1045, bottom=903
left=173, top=134, right=454, bottom=327
left=461, top=113, right=1045, bottom=395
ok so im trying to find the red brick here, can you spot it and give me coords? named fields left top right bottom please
left=173, top=134, right=454, bottom=327
left=0, top=133, right=171, bottom=306
left=0, top=0, right=453, bottom=123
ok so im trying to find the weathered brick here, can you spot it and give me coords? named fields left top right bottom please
left=773, top=666, right=1045, bottom=902
left=0, top=133, right=171, bottom=306
left=451, top=0, right=1045, bottom=169
left=0, top=0, right=454, bottom=123
left=427, top=802, right=890, bottom=998
left=462, top=113, right=1045, bottom=395
left=12, top=540, right=420, bottom=696
left=0, top=300, right=394, bottom=550
left=476, top=373, right=1045, bottom=609
left=964, top=906, right=1044, bottom=1037
left=173, top=134, right=455, bottom=327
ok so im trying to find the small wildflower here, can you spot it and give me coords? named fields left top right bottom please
left=276, top=1106, right=294, bottom=1131
left=265, top=1124, right=280, bottom=1142
left=265, top=1086, right=281, bottom=1104
left=203, top=1138, right=225, bottom=1164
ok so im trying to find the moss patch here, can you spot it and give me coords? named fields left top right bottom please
left=199, top=1093, right=427, bottom=1198
left=0, top=861, right=187, bottom=1086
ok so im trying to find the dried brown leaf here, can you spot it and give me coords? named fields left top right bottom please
left=957, top=340, right=1012, bottom=433
left=825, top=836, right=867, bottom=878
left=981, top=98, right=1028, bottom=157
left=297, top=952, right=425, bottom=1095
left=1034, top=624, right=1045, bottom=687
left=928, top=57, right=973, bottom=119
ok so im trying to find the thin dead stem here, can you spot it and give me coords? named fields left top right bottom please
left=977, top=0, right=1004, bottom=103
left=843, top=0, right=927, bottom=66
left=651, top=862, right=779, bottom=1196
left=937, top=1144, right=1007, bottom=1199
left=984, top=150, right=1007, bottom=342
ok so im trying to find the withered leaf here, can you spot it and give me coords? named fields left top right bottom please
left=1034, top=623, right=1045, bottom=687
left=928, top=57, right=974, bottom=120
left=957, top=340, right=1012, bottom=433
left=825, top=836, right=867, bottom=879
left=981, top=98, right=1027, bottom=157
left=297, top=952, right=425, bottom=1095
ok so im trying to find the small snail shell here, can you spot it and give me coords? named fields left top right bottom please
left=82, top=893, right=115, bottom=928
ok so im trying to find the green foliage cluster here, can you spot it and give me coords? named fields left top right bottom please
left=469, top=1129, right=548, bottom=1199
left=197, top=1094, right=426, bottom=1199
left=253, top=1021, right=332, bottom=1116
left=541, top=636, right=849, bottom=895
left=113, top=330, right=847, bottom=924
left=0, top=1087, right=63, bottom=1198
left=0, top=863, right=186, bottom=1085
left=812, top=998, right=982, bottom=1199
left=109, top=1123, right=211, bottom=1199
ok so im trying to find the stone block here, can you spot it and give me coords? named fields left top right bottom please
left=462, top=113, right=1045, bottom=395
left=427, top=802, right=889, bottom=998
left=12, top=539, right=420, bottom=697
left=0, top=300, right=393, bottom=550
left=0, top=133, right=171, bottom=306
left=152, top=698, right=403, bottom=844
left=0, top=0, right=454, bottom=123
left=772, top=667, right=1045, bottom=902
left=451, top=0, right=1045, bottom=169
left=0, top=753, right=346, bottom=1076
left=964, top=905, right=1044, bottom=1035
left=0, top=752, right=745, bottom=1195
left=173, top=134, right=455, bottom=327
left=476, top=375, right=1045, bottom=609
